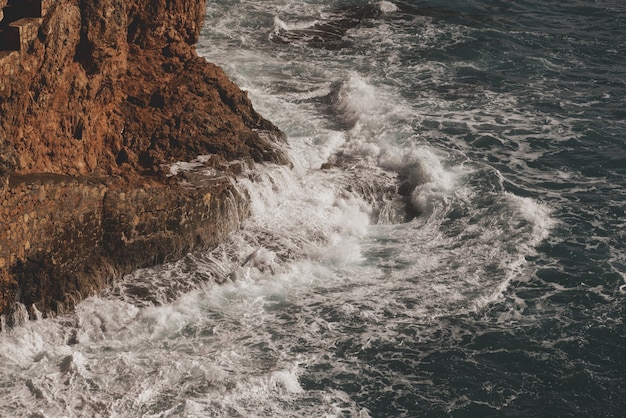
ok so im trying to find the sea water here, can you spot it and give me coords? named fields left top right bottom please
left=1, top=0, right=625, bottom=416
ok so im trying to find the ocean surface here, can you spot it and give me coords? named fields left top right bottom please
left=1, top=0, right=625, bottom=416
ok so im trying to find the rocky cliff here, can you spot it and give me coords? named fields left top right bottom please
left=0, top=0, right=288, bottom=325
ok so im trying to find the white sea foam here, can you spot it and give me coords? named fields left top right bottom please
left=167, top=160, right=203, bottom=176
left=0, top=0, right=573, bottom=415
left=270, top=369, right=304, bottom=394
left=336, top=74, right=378, bottom=128
left=272, top=15, right=320, bottom=32
left=378, top=1, right=399, bottom=14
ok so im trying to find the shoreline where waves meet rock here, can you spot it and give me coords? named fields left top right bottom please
left=0, top=0, right=289, bottom=326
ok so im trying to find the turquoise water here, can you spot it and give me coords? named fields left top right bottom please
left=1, top=1, right=624, bottom=416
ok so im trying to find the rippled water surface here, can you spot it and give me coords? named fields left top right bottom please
left=1, top=0, right=625, bottom=416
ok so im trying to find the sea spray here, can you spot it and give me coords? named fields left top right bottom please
left=2, top=0, right=625, bottom=415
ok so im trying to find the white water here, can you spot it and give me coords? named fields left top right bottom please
left=0, top=109, right=552, bottom=417
left=0, top=1, right=557, bottom=416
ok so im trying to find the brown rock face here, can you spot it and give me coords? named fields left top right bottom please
left=0, top=173, right=249, bottom=324
left=0, top=0, right=289, bottom=324
left=0, top=0, right=287, bottom=177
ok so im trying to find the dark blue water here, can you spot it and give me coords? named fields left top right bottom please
left=1, top=1, right=624, bottom=416
left=198, top=0, right=626, bottom=415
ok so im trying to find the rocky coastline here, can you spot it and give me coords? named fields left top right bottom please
left=0, top=0, right=289, bottom=326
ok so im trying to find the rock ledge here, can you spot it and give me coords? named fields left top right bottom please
left=0, top=0, right=288, bottom=324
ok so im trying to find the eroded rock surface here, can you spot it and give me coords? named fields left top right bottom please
left=0, top=0, right=288, bottom=324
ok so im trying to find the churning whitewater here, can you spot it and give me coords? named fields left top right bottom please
left=2, top=0, right=626, bottom=416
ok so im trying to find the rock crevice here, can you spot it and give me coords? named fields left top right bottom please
left=0, top=0, right=288, bottom=324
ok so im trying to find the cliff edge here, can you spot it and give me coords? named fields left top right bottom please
left=0, top=0, right=288, bottom=325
